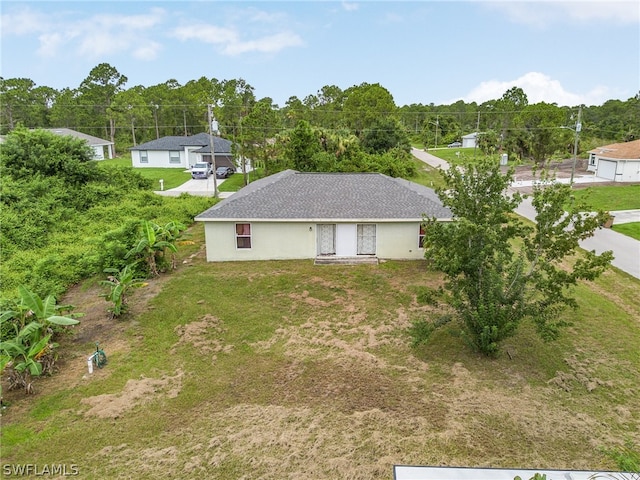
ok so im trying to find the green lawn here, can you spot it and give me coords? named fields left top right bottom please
left=571, top=184, right=640, bottom=211
left=99, top=155, right=192, bottom=190
left=2, top=226, right=639, bottom=479
left=612, top=222, right=640, bottom=240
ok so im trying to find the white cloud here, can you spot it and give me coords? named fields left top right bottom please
left=0, top=7, right=49, bottom=36
left=172, top=24, right=239, bottom=45
left=342, top=2, right=360, bottom=12
left=457, top=72, right=614, bottom=106
left=3, top=7, right=166, bottom=61
left=172, top=23, right=303, bottom=56
left=222, top=32, right=304, bottom=55
left=484, top=1, right=640, bottom=28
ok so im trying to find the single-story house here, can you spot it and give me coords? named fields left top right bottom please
left=587, top=139, right=640, bottom=182
left=45, top=128, right=114, bottom=160
left=129, top=133, right=235, bottom=170
left=195, top=170, right=453, bottom=262
left=462, top=132, right=478, bottom=148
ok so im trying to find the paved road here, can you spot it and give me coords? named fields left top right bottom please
left=411, top=148, right=640, bottom=279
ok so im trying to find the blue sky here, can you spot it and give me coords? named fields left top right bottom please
left=1, top=1, right=639, bottom=107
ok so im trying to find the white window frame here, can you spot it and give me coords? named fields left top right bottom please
left=235, top=223, right=252, bottom=249
left=419, top=225, right=426, bottom=248
left=140, top=150, right=149, bottom=164
left=169, top=151, right=181, bottom=165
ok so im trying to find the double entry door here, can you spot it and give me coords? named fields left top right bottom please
left=317, top=224, right=376, bottom=256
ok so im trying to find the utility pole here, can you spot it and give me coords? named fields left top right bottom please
left=208, top=104, right=218, bottom=198
left=570, top=105, right=582, bottom=185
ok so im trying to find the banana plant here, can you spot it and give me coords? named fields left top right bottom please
left=0, top=323, right=55, bottom=393
left=1, top=286, right=81, bottom=337
left=125, top=220, right=186, bottom=275
left=100, top=263, right=147, bottom=318
left=0, top=286, right=81, bottom=394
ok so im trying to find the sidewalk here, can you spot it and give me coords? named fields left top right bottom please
left=411, top=148, right=640, bottom=279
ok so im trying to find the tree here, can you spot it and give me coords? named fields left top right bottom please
left=343, top=83, right=396, bottom=134
left=1, top=127, right=98, bottom=184
left=514, top=102, right=566, bottom=163
left=77, top=63, right=128, bottom=144
left=361, top=117, right=411, bottom=154
left=283, top=120, right=322, bottom=171
left=239, top=98, right=282, bottom=176
left=419, top=159, right=613, bottom=355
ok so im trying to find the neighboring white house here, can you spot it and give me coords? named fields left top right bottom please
left=129, top=133, right=235, bottom=170
left=195, top=170, right=453, bottom=263
left=45, top=128, right=114, bottom=160
left=587, top=139, right=640, bottom=182
left=462, top=132, right=478, bottom=148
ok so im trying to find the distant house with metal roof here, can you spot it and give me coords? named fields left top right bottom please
left=195, top=170, right=452, bottom=263
left=129, top=133, right=235, bottom=170
left=587, top=139, right=640, bottom=182
left=45, top=128, right=114, bottom=160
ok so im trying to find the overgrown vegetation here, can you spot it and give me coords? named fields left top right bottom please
left=0, top=128, right=215, bottom=299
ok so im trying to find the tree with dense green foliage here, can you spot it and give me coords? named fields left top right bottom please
left=418, top=159, right=613, bottom=356
left=239, top=97, right=282, bottom=177
left=283, top=120, right=322, bottom=171
left=1, top=126, right=98, bottom=184
left=77, top=63, right=128, bottom=145
left=361, top=117, right=411, bottom=154
left=514, top=102, right=568, bottom=164
left=342, top=82, right=397, bottom=134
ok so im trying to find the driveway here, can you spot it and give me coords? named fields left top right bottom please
left=411, top=148, right=640, bottom=279
left=154, top=176, right=233, bottom=198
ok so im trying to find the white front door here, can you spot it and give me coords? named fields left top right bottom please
left=336, top=224, right=357, bottom=256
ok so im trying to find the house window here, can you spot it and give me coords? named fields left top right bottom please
left=589, top=154, right=596, bottom=166
left=140, top=150, right=148, bottom=164
left=419, top=225, right=426, bottom=248
left=169, top=151, right=181, bottom=165
left=236, top=223, right=252, bottom=249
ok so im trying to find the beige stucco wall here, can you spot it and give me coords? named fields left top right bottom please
left=202, top=221, right=427, bottom=262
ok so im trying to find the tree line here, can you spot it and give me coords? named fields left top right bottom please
left=1, top=63, right=639, bottom=167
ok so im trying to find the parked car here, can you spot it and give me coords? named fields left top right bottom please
left=447, top=141, right=462, bottom=148
left=216, top=166, right=235, bottom=179
left=191, top=162, right=213, bottom=179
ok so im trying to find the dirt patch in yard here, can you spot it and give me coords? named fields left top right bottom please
left=81, top=369, right=184, bottom=419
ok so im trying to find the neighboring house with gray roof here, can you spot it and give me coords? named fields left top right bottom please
left=45, top=128, right=114, bottom=160
left=195, top=170, right=453, bottom=262
left=129, top=133, right=235, bottom=170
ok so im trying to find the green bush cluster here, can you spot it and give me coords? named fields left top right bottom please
left=0, top=128, right=215, bottom=300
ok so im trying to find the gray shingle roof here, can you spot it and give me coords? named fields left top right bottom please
left=129, top=133, right=232, bottom=153
left=44, top=128, right=112, bottom=146
left=196, top=170, right=452, bottom=221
